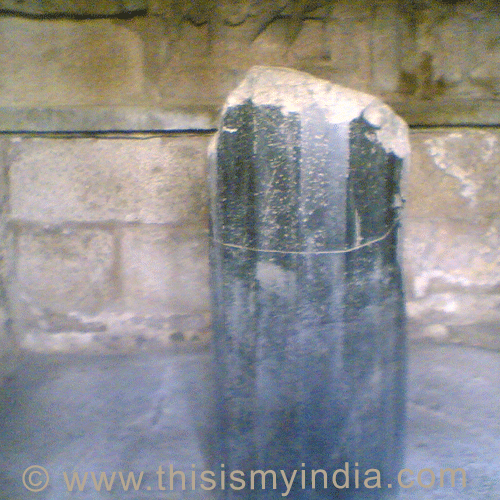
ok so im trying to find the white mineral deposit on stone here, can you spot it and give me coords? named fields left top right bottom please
left=482, top=133, right=497, bottom=161
left=363, top=101, right=410, bottom=159
left=225, top=65, right=409, bottom=159
left=255, top=261, right=296, bottom=297
left=425, top=136, right=478, bottom=205
left=226, top=66, right=373, bottom=123
left=422, top=324, right=449, bottom=340
left=414, top=269, right=472, bottom=298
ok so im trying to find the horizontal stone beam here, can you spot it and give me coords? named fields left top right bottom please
left=0, top=0, right=146, bottom=16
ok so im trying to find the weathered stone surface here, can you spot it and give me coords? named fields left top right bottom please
left=13, top=228, right=116, bottom=339
left=209, top=66, right=409, bottom=498
left=403, top=129, right=500, bottom=347
left=404, top=219, right=500, bottom=300
left=9, top=136, right=210, bottom=224
left=4, top=123, right=500, bottom=353
left=407, top=292, right=500, bottom=329
left=407, top=129, right=500, bottom=222
left=0, top=18, right=145, bottom=107
left=6, top=131, right=212, bottom=353
left=0, top=106, right=218, bottom=133
left=324, top=0, right=372, bottom=91
left=19, top=309, right=212, bottom=354
left=0, top=140, right=9, bottom=287
left=405, top=216, right=500, bottom=344
left=0, top=144, right=16, bottom=382
left=0, top=1, right=498, bottom=130
left=0, top=0, right=146, bottom=16
left=400, top=0, right=500, bottom=100
left=372, top=1, right=400, bottom=93
left=122, top=225, right=209, bottom=314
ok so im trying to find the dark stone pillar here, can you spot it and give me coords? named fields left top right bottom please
left=208, top=66, right=409, bottom=499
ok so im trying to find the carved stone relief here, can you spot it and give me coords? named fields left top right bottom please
left=400, top=0, right=500, bottom=100
left=1, top=0, right=500, bottom=123
left=122, top=1, right=495, bottom=102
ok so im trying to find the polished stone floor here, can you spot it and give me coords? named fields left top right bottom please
left=0, top=340, right=498, bottom=499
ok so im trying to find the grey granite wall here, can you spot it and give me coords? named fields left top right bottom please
left=2, top=128, right=500, bottom=352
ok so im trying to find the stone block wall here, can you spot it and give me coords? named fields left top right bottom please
left=0, top=1, right=499, bottom=354
left=0, top=18, right=145, bottom=108
left=6, top=135, right=211, bottom=353
left=1, top=128, right=499, bottom=353
left=405, top=129, right=500, bottom=349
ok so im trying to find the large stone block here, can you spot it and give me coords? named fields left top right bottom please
left=407, top=129, right=500, bottom=222
left=0, top=18, right=145, bottom=107
left=9, top=136, right=210, bottom=224
left=122, top=225, right=209, bottom=314
left=404, top=217, right=500, bottom=346
left=13, top=228, right=116, bottom=334
left=404, top=219, right=500, bottom=299
left=403, top=129, right=500, bottom=347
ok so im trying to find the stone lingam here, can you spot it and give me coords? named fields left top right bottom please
left=208, top=66, right=409, bottom=500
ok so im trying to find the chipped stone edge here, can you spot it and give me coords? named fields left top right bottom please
left=225, top=66, right=410, bottom=160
